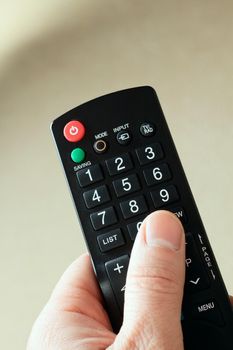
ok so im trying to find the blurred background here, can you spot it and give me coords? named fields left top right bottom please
left=1, top=0, right=233, bottom=349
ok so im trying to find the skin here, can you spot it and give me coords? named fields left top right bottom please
left=27, top=211, right=233, bottom=350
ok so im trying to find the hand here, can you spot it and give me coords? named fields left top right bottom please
left=27, top=211, right=232, bottom=350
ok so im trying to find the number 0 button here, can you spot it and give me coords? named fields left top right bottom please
left=90, top=207, right=117, bottom=230
left=83, top=185, right=110, bottom=209
left=120, top=195, right=148, bottom=219
left=106, top=153, right=133, bottom=176
left=76, top=164, right=103, bottom=187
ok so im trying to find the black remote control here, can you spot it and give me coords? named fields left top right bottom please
left=51, top=86, right=233, bottom=349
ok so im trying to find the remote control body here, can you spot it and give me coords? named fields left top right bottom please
left=51, top=86, right=233, bottom=349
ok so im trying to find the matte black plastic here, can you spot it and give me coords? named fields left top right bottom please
left=51, top=86, right=233, bottom=349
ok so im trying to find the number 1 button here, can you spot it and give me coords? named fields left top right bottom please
left=76, top=164, right=103, bottom=187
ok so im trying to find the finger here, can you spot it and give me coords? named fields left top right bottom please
left=48, top=253, right=112, bottom=329
left=120, top=210, right=185, bottom=348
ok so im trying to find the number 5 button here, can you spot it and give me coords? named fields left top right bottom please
left=113, top=174, right=141, bottom=197
left=83, top=185, right=110, bottom=209
left=136, top=143, right=164, bottom=165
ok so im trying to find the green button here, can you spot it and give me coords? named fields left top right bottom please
left=71, top=148, right=85, bottom=163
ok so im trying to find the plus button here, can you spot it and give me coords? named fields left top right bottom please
left=114, top=263, right=124, bottom=274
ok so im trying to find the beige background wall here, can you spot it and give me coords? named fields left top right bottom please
left=1, top=1, right=233, bottom=349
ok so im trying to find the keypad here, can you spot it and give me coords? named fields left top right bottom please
left=136, top=143, right=163, bottom=165
left=83, top=185, right=110, bottom=208
left=120, top=195, right=148, bottom=219
left=76, top=138, right=202, bottom=309
left=143, top=163, right=171, bottom=186
left=113, top=174, right=141, bottom=198
left=106, top=153, right=133, bottom=176
left=90, top=207, right=118, bottom=230
left=77, top=164, right=103, bottom=187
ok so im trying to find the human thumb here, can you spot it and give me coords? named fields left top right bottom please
left=114, top=210, right=185, bottom=350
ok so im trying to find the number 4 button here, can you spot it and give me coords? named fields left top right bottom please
left=83, top=185, right=110, bottom=209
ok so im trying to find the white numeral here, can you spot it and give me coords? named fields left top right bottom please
left=129, top=200, right=139, bottom=213
left=115, top=157, right=125, bottom=171
left=122, top=178, right=131, bottom=191
left=136, top=221, right=142, bottom=231
left=85, top=169, right=93, bottom=181
left=145, top=146, right=155, bottom=160
left=160, top=189, right=169, bottom=202
left=97, top=211, right=106, bottom=225
left=92, top=190, right=101, bottom=202
left=153, top=167, right=163, bottom=181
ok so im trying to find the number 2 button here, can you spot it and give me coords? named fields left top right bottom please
left=106, top=153, right=133, bottom=176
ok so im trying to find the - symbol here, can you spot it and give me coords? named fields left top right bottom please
left=198, top=234, right=203, bottom=245
left=210, top=270, right=216, bottom=280
left=121, top=284, right=126, bottom=292
left=142, top=124, right=153, bottom=134
left=185, top=258, right=192, bottom=267
left=118, top=133, right=130, bottom=141
left=114, top=263, right=124, bottom=274
left=70, top=126, right=79, bottom=136
left=189, top=277, right=200, bottom=285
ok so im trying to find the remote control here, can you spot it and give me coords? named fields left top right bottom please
left=51, top=86, right=233, bottom=349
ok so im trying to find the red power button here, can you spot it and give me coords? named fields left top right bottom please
left=63, top=120, right=85, bottom=142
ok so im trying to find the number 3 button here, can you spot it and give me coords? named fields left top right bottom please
left=136, top=143, right=164, bottom=165
left=83, top=185, right=110, bottom=208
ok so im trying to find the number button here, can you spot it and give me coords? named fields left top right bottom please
left=120, top=195, right=148, bottom=219
left=143, top=163, right=171, bottom=186
left=76, top=164, right=103, bottom=187
left=151, top=185, right=179, bottom=208
left=83, top=185, right=110, bottom=209
left=105, top=153, right=133, bottom=176
left=113, top=174, right=141, bottom=198
left=90, top=207, right=117, bottom=230
left=136, top=143, right=163, bottom=165
left=127, top=218, right=145, bottom=240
